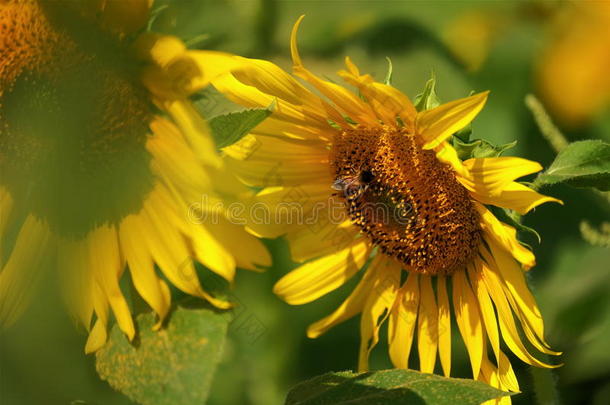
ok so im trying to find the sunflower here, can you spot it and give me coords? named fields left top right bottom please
left=0, top=0, right=270, bottom=353
left=192, top=16, right=563, bottom=401
left=536, top=0, right=610, bottom=127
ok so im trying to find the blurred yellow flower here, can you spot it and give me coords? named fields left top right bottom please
left=0, top=0, right=269, bottom=352
left=537, top=0, right=610, bottom=127
left=197, top=16, right=562, bottom=402
left=443, top=9, right=509, bottom=72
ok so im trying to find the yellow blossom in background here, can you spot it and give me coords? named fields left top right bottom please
left=0, top=0, right=270, bottom=353
left=537, top=0, right=610, bottom=127
left=193, top=16, right=563, bottom=403
left=443, top=9, right=509, bottom=72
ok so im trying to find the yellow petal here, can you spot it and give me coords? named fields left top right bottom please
left=149, top=116, right=212, bottom=178
left=307, top=254, right=384, bottom=338
left=479, top=340, right=519, bottom=395
left=135, top=33, right=186, bottom=67
left=163, top=100, right=221, bottom=169
left=202, top=48, right=345, bottom=127
left=208, top=164, right=254, bottom=199
left=148, top=117, right=214, bottom=203
left=202, top=218, right=271, bottom=271
left=273, top=238, right=371, bottom=305
left=291, top=16, right=375, bottom=126
left=388, top=271, right=419, bottom=369
left=418, top=275, right=438, bottom=373
left=249, top=117, right=335, bottom=143
left=437, top=275, right=451, bottom=377
left=480, top=356, right=514, bottom=404
left=486, top=240, right=561, bottom=355
left=133, top=196, right=231, bottom=309
left=452, top=269, right=484, bottom=379
left=288, top=219, right=360, bottom=263
left=176, top=50, right=248, bottom=94
left=211, top=65, right=334, bottom=130
left=461, top=157, right=542, bottom=196
left=223, top=133, right=329, bottom=163
left=417, top=92, right=489, bottom=150
left=358, top=257, right=401, bottom=371
left=250, top=185, right=340, bottom=239
left=140, top=45, right=241, bottom=99
left=225, top=154, right=332, bottom=188
left=434, top=141, right=470, bottom=178
left=469, top=181, right=562, bottom=215
left=119, top=216, right=171, bottom=329
left=58, top=236, right=95, bottom=329
left=498, top=351, right=520, bottom=393
left=237, top=58, right=315, bottom=108
left=85, top=318, right=107, bottom=354
left=85, top=283, right=110, bottom=354
left=149, top=130, right=241, bottom=284
left=0, top=216, right=51, bottom=328
left=468, top=262, right=503, bottom=380
left=136, top=34, right=198, bottom=100
left=475, top=202, right=536, bottom=269
left=339, top=56, right=417, bottom=126
left=87, top=225, right=135, bottom=341
left=478, top=249, right=560, bottom=368
left=190, top=224, right=237, bottom=282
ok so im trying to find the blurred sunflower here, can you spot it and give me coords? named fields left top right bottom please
left=537, top=0, right=610, bottom=128
left=196, top=16, right=562, bottom=401
left=0, top=0, right=270, bottom=352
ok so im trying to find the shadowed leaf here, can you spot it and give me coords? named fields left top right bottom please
left=96, top=306, right=229, bottom=405
left=285, top=369, right=510, bottom=405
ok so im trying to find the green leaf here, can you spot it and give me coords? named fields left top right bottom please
left=193, top=86, right=244, bottom=118
left=209, top=105, right=273, bottom=149
left=414, top=73, right=440, bottom=112
left=285, top=369, right=510, bottom=405
left=536, top=140, right=610, bottom=191
left=452, top=137, right=517, bottom=161
left=96, top=305, right=229, bottom=405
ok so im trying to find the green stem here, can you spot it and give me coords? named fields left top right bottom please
left=253, top=0, right=278, bottom=55
left=525, top=94, right=569, bottom=153
left=579, top=220, right=610, bottom=247
left=530, top=361, right=561, bottom=405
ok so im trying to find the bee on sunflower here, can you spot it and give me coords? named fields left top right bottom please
left=0, top=0, right=270, bottom=353
left=192, top=16, right=563, bottom=401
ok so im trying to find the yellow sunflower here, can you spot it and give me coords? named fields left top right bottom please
left=0, top=0, right=270, bottom=353
left=192, top=16, right=563, bottom=401
left=536, top=0, right=610, bottom=127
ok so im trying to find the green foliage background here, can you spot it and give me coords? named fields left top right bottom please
left=1, top=1, right=609, bottom=404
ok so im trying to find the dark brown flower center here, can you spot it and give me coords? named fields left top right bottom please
left=0, top=0, right=153, bottom=237
left=331, top=125, right=481, bottom=275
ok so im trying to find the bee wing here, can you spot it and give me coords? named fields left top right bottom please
left=331, top=178, right=347, bottom=191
